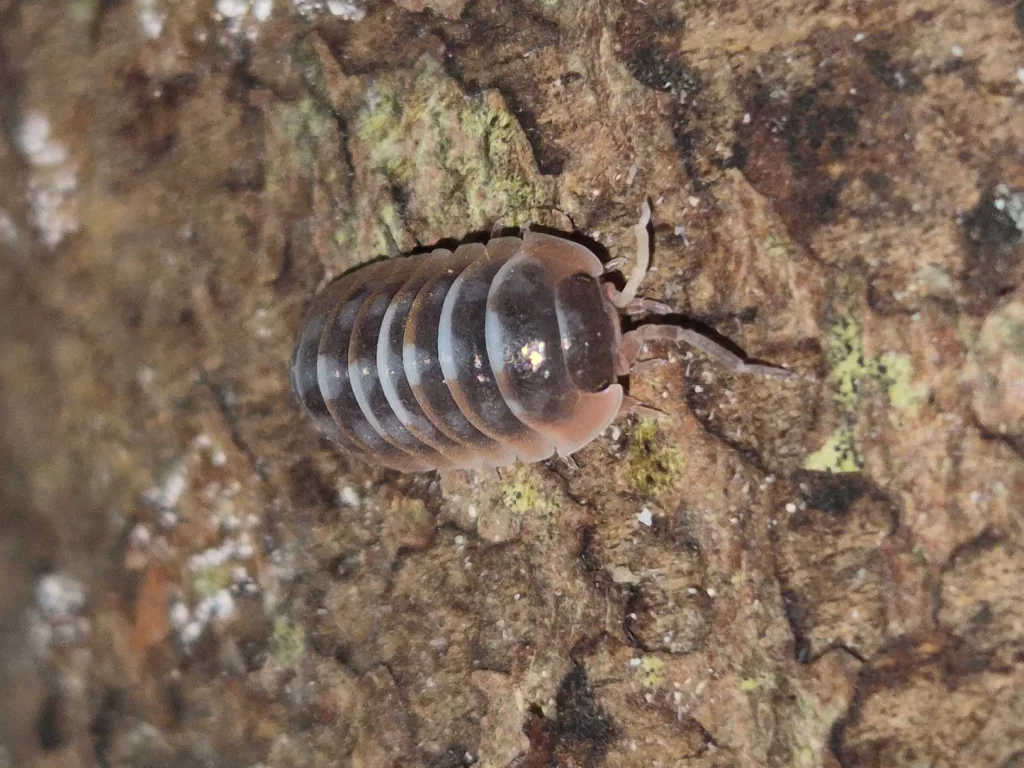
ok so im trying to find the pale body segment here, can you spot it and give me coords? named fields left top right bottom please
left=290, top=206, right=794, bottom=472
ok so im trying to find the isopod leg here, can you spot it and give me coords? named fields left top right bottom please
left=606, top=201, right=652, bottom=310
left=619, top=325, right=796, bottom=379
left=618, top=394, right=668, bottom=421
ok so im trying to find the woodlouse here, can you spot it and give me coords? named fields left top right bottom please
left=290, top=205, right=794, bottom=472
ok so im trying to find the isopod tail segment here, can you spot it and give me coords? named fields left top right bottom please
left=607, top=200, right=796, bottom=415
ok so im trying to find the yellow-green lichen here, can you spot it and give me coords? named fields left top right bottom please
left=762, top=233, right=792, bottom=261
left=352, top=56, right=553, bottom=241
left=272, top=96, right=336, bottom=171
left=803, top=308, right=873, bottom=473
left=739, top=672, right=777, bottom=692
left=627, top=419, right=684, bottom=497
left=192, top=565, right=233, bottom=598
left=804, top=300, right=932, bottom=471
left=824, top=309, right=870, bottom=414
left=804, top=427, right=861, bottom=473
left=636, top=655, right=666, bottom=688
left=879, top=352, right=926, bottom=415
left=270, top=616, right=305, bottom=668
left=501, top=466, right=560, bottom=517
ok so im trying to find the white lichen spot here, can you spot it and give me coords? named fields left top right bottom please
left=169, top=601, right=190, bottom=630
left=180, top=621, right=203, bottom=645
left=217, top=0, right=250, bottom=16
left=339, top=484, right=360, bottom=507
left=36, top=573, right=86, bottom=619
left=292, top=0, right=365, bottom=20
left=136, top=365, right=156, bottom=390
left=129, top=523, right=152, bottom=547
left=213, top=0, right=277, bottom=37
left=135, top=0, right=166, bottom=38
left=30, top=573, right=89, bottom=656
left=327, top=0, right=364, bottom=17
left=993, top=183, right=1024, bottom=235
left=144, top=461, right=189, bottom=510
left=636, top=507, right=653, bottom=527
left=15, top=112, right=79, bottom=249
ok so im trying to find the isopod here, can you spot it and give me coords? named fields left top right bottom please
left=290, top=204, right=794, bottom=472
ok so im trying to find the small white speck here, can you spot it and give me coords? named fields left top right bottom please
left=693, top=385, right=703, bottom=393
left=706, top=588, right=716, bottom=598
left=326, top=0, right=365, bottom=19
left=629, top=658, right=643, bottom=667
left=135, top=0, right=165, bottom=38
left=16, top=113, right=51, bottom=157
left=951, top=45, right=963, bottom=58
left=145, top=463, right=189, bottom=510
left=339, top=485, right=360, bottom=507
left=180, top=621, right=203, bottom=645
left=742, top=112, right=751, bottom=124
left=854, top=32, right=866, bottom=42
left=687, top=587, right=698, bottom=595
left=211, top=449, right=227, bottom=467
left=130, top=524, right=152, bottom=546
left=216, top=0, right=250, bottom=17
left=253, top=0, right=272, bottom=20
left=688, top=196, right=700, bottom=208
left=136, top=366, right=155, bottom=390
left=235, top=540, right=255, bottom=560
left=1018, top=68, right=1024, bottom=85
left=636, top=508, right=653, bottom=527
left=785, top=502, right=797, bottom=514
left=467, top=504, right=478, bottom=520
left=210, top=589, right=235, bottom=620
left=36, top=574, right=85, bottom=619
left=169, top=602, right=190, bottom=630
left=16, top=111, right=79, bottom=248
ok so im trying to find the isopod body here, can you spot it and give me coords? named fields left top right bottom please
left=291, top=230, right=626, bottom=472
left=291, top=207, right=793, bottom=473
